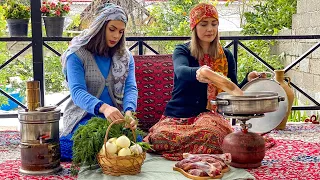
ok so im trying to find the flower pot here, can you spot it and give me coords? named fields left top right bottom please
left=6, top=19, right=29, bottom=37
left=43, top=16, right=65, bottom=37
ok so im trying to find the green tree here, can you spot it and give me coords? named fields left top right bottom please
left=242, top=0, right=297, bottom=35
left=0, top=5, right=13, bottom=105
left=142, top=0, right=201, bottom=54
left=236, top=0, right=297, bottom=80
left=0, top=5, right=68, bottom=107
left=143, top=0, right=296, bottom=80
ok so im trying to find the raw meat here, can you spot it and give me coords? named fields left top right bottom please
left=174, top=153, right=232, bottom=178
left=182, top=161, right=221, bottom=177
left=188, top=169, right=208, bottom=177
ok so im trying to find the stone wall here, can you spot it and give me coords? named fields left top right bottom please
left=274, top=0, right=320, bottom=109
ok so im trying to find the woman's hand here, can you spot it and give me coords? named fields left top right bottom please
left=124, top=111, right=138, bottom=130
left=196, top=65, right=212, bottom=83
left=99, top=103, right=124, bottom=123
left=247, top=71, right=267, bottom=82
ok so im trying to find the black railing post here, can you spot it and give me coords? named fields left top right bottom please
left=30, top=0, right=45, bottom=106
left=231, top=39, right=239, bottom=126
left=233, top=39, right=239, bottom=72
left=138, top=40, right=143, bottom=55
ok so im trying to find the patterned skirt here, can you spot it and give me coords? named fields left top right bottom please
left=143, top=111, right=233, bottom=161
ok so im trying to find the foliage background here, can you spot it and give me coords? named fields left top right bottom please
left=0, top=3, right=68, bottom=106
left=142, top=0, right=297, bottom=80
left=0, top=0, right=297, bottom=109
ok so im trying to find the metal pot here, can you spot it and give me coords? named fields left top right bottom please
left=18, top=106, right=62, bottom=174
left=19, top=107, right=60, bottom=143
left=210, top=91, right=285, bottom=115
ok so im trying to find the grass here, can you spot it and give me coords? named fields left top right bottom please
left=288, top=98, right=309, bottom=122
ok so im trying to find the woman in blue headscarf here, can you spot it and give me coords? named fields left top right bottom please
left=60, top=3, right=138, bottom=161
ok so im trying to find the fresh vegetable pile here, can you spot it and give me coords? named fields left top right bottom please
left=71, top=116, right=149, bottom=175
left=100, top=135, right=153, bottom=157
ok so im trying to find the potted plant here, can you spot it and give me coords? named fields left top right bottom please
left=3, top=0, right=31, bottom=37
left=40, top=0, right=71, bottom=37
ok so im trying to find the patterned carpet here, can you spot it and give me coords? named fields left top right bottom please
left=248, top=123, right=320, bottom=180
left=0, top=123, right=319, bottom=180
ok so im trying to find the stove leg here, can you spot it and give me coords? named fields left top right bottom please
left=231, top=118, right=236, bottom=126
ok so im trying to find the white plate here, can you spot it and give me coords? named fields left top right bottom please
left=241, top=78, right=288, bottom=133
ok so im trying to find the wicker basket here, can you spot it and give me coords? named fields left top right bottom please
left=97, top=119, right=147, bottom=176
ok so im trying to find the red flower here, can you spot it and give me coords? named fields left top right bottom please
left=40, top=0, right=71, bottom=17
left=55, top=10, right=61, bottom=16
left=40, top=6, right=47, bottom=13
left=50, top=2, right=56, bottom=8
left=63, top=4, right=70, bottom=12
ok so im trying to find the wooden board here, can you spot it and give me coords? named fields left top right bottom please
left=173, top=166, right=230, bottom=179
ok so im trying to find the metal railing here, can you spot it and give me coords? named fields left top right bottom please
left=1, top=0, right=320, bottom=118
left=1, top=35, right=320, bottom=118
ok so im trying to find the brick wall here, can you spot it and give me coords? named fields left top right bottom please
left=274, top=0, right=320, bottom=108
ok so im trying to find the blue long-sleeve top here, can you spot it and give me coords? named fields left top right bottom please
left=66, top=52, right=138, bottom=117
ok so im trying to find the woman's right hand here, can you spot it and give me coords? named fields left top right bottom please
left=99, top=103, right=124, bottom=123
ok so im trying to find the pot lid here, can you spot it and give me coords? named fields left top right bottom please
left=18, top=106, right=61, bottom=122
left=241, top=78, right=288, bottom=133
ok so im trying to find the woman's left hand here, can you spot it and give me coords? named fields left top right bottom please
left=196, top=65, right=212, bottom=83
left=124, top=111, right=138, bottom=130
left=247, top=71, right=267, bottom=82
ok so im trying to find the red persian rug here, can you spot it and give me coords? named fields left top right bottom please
left=0, top=123, right=319, bottom=180
left=248, top=123, right=320, bottom=180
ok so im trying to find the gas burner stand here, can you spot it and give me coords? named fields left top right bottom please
left=221, top=113, right=266, bottom=168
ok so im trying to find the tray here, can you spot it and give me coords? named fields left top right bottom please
left=173, top=166, right=230, bottom=179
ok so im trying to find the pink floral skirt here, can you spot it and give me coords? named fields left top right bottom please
left=144, top=111, right=233, bottom=161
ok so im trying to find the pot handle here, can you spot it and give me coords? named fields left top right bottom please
left=210, top=100, right=229, bottom=106
left=278, top=96, right=285, bottom=102
left=284, top=76, right=291, bottom=87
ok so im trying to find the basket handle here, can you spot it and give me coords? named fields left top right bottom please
left=103, top=118, right=136, bottom=157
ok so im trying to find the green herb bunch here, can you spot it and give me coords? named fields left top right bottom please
left=2, top=0, right=30, bottom=20
left=71, top=116, right=146, bottom=175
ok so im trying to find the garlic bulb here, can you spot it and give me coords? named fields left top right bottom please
left=118, top=147, right=132, bottom=156
left=116, top=135, right=131, bottom=148
left=130, top=144, right=143, bottom=155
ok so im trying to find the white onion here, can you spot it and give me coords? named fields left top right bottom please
left=116, top=135, right=131, bottom=148
left=107, top=137, right=117, bottom=144
left=118, top=147, right=132, bottom=156
left=99, top=142, right=117, bottom=155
